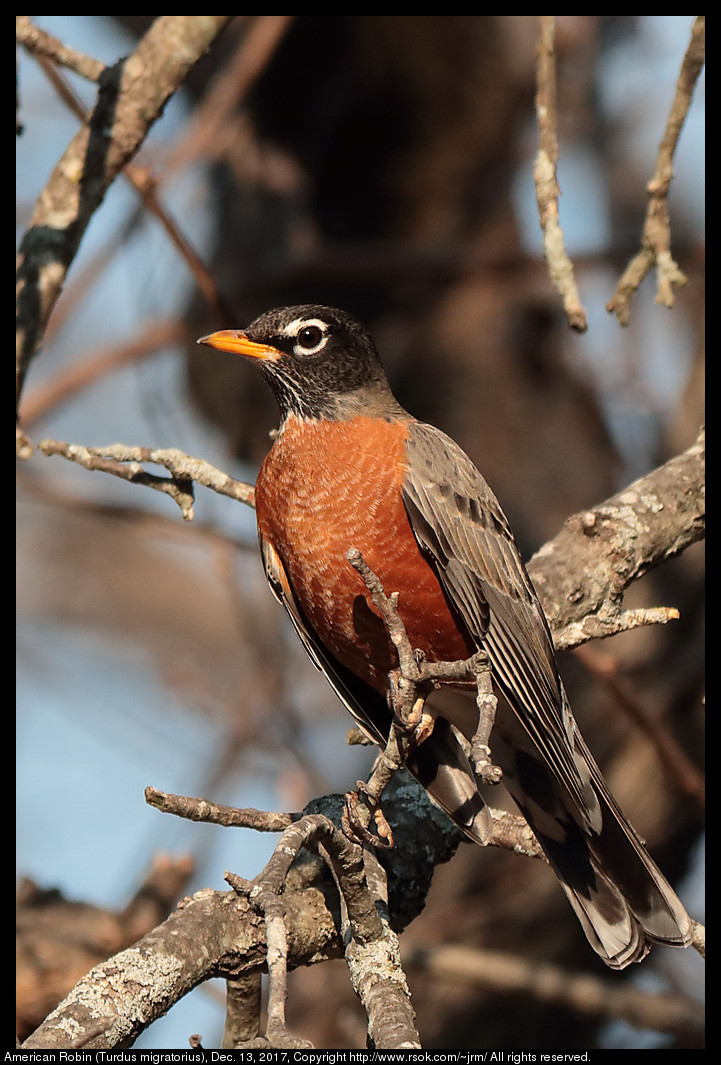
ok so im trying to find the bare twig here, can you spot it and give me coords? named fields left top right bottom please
left=16, top=16, right=105, bottom=82
left=147, top=783, right=544, bottom=863
left=226, top=873, right=314, bottom=1050
left=553, top=605, right=681, bottom=652
left=225, top=809, right=420, bottom=1048
left=164, top=15, right=296, bottom=176
left=16, top=15, right=233, bottom=419
left=34, top=421, right=703, bottom=652
left=37, top=441, right=195, bottom=520
left=534, top=16, right=587, bottom=333
left=37, top=440, right=256, bottom=518
left=145, top=786, right=296, bottom=832
left=487, top=808, right=545, bottom=862
left=29, top=48, right=233, bottom=323
left=607, top=16, right=705, bottom=324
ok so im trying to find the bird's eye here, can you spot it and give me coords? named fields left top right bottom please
left=297, top=324, right=324, bottom=350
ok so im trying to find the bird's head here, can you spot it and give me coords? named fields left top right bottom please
left=198, top=305, right=405, bottom=423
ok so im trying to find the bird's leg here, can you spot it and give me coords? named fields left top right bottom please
left=341, top=727, right=406, bottom=850
left=414, top=649, right=503, bottom=785
left=342, top=781, right=395, bottom=850
left=470, top=657, right=503, bottom=786
left=388, top=669, right=436, bottom=744
left=341, top=678, right=434, bottom=850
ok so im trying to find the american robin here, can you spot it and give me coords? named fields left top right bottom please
left=198, top=305, right=692, bottom=969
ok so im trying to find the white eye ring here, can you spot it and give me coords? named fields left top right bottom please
left=285, top=318, right=328, bottom=356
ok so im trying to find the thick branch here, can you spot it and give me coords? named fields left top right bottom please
left=16, top=15, right=232, bottom=416
left=22, top=882, right=341, bottom=1051
left=528, top=428, right=705, bottom=647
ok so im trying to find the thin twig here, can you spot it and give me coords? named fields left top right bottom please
left=607, top=16, right=705, bottom=324
left=164, top=15, right=296, bottom=176
left=224, top=810, right=415, bottom=1047
left=145, top=786, right=296, bottom=832
left=487, top=808, right=545, bottom=862
left=37, top=440, right=256, bottom=518
left=31, top=52, right=233, bottom=323
left=226, top=873, right=314, bottom=1050
left=534, top=16, right=587, bottom=333
left=553, top=605, right=681, bottom=652
left=16, top=16, right=106, bottom=82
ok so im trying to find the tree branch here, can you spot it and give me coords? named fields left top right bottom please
left=37, top=440, right=256, bottom=518
left=534, top=16, right=587, bottom=333
left=21, top=885, right=332, bottom=1050
left=16, top=16, right=106, bottom=82
left=606, top=16, right=705, bottom=324
left=16, top=15, right=233, bottom=424
left=528, top=427, right=705, bottom=647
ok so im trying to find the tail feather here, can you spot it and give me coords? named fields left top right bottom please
left=426, top=687, right=692, bottom=969
left=532, top=782, right=692, bottom=969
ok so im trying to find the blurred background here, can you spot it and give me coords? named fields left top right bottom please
left=16, top=16, right=704, bottom=1050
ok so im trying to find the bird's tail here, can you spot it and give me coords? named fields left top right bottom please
left=496, top=706, right=693, bottom=968
left=532, top=763, right=693, bottom=968
left=428, top=686, right=693, bottom=969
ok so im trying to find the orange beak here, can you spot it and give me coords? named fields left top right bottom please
left=196, top=329, right=280, bottom=362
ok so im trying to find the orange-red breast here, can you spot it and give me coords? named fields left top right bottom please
left=199, top=305, right=692, bottom=969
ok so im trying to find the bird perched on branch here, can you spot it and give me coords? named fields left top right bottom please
left=199, top=304, right=692, bottom=969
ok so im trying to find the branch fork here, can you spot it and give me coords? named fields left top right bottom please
left=224, top=811, right=419, bottom=1049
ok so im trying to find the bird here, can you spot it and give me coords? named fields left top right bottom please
left=198, top=304, right=692, bottom=969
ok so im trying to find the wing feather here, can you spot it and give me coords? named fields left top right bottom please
left=402, top=421, right=598, bottom=827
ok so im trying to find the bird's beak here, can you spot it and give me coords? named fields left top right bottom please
left=197, top=329, right=280, bottom=362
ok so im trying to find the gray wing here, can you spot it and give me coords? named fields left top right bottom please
left=402, top=420, right=601, bottom=832
left=402, top=422, right=692, bottom=966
